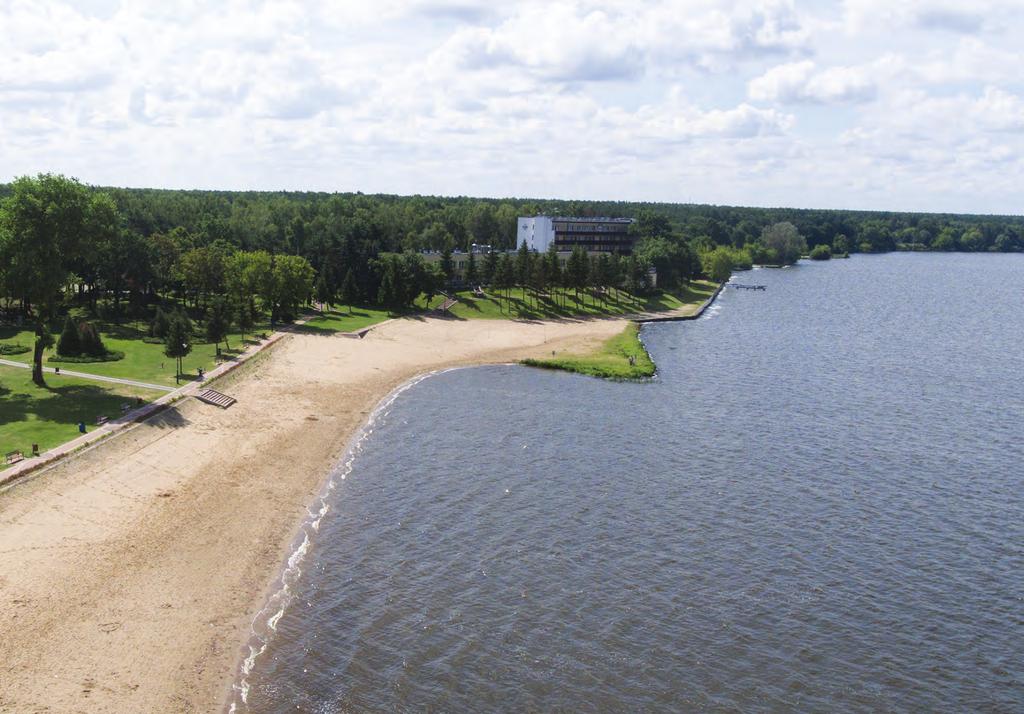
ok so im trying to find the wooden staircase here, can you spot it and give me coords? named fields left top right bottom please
left=436, top=293, right=458, bottom=313
left=195, top=388, right=237, bottom=409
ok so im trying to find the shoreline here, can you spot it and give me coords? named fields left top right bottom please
left=224, top=364, right=465, bottom=711
left=0, top=316, right=625, bottom=713
left=519, top=281, right=725, bottom=379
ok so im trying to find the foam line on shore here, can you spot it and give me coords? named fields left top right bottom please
left=226, top=366, right=461, bottom=712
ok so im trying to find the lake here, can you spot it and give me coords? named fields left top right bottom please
left=234, top=253, right=1024, bottom=712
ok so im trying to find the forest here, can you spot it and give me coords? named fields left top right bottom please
left=2, top=173, right=1022, bottom=384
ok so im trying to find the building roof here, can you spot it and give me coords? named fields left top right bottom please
left=550, top=216, right=634, bottom=224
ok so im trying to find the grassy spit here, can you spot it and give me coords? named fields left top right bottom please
left=522, top=322, right=655, bottom=380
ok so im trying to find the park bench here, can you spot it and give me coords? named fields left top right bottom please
left=5, top=450, right=24, bottom=465
left=472, top=286, right=486, bottom=297
left=96, top=415, right=109, bottom=425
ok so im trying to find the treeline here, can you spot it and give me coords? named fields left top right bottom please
left=2, top=178, right=1021, bottom=311
left=0, top=175, right=321, bottom=385
left=15, top=183, right=1018, bottom=255
left=3, top=173, right=1023, bottom=381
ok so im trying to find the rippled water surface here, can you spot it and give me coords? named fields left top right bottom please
left=240, top=254, right=1024, bottom=712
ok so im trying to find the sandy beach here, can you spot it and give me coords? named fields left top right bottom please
left=0, top=316, right=624, bottom=713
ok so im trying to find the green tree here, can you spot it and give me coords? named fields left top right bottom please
left=633, top=210, right=674, bottom=241
left=236, top=300, right=255, bottom=344
left=225, top=250, right=270, bottom=319
left=545, top=243, right=563, bottom=306
left=567, top=247, right=589, bottom=302
left=483, top=249, right=498, bottom=285
left=377, top=259, right=399, bottom=311
left=0, top=174, right=114, bottom=385
left=635, top=236, right=698, bottom=289
left=932, top=227, right=960, bottom=251
left=515, top=240, right=532, bottom=286
left=440, top=247, right=454, bottom=284
left=314, top=271, right=332, bottom=313
left=959, top=227, right=986, bottom=251
left=206, top=297, right=231, bottom=351
left=465, top=250, right=478, bottom=286
left=150, top=306, right=172, bottom=339
left=760, top=222, right=807, bottom=265
left=809, top=244, right=832, bottom=260
left=340, top=268, right=359, bottom=314
left=701, top=246, right=735, bottom=282
left=268, top=254, right=316, bottom=322
left=493, top=253, right=514, bottom=312
left=422, top=262, right=446, bottom=309
left=856, top=220, right=894, bottom=253
left=164, top=315, right=193, bottom=381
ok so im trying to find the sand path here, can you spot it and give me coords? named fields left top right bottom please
left=0, top=316, right=623, bottom=713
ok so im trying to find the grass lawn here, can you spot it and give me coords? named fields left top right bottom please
left=296, top=306, right=393, bottom=335
left=0, top=364, right=165, bottom=466
left=0, top=311, right=282, bottom=387
left=432, top=281, right=718, bottom=321
left=522, top=323, right=656, bottom=380
left=0, top=321, right=268, bottom=387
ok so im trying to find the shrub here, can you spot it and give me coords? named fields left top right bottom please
left=57, top=315, right=82, bottom=356
left=78, top=321, right=107, bottom=356
left=49, top=350, right=125, bottom=364
left=0, top=344, right=30, bottom=355
left=809, top=244, right=833, bottom=261
left=150, top=307, right=171, bottom=339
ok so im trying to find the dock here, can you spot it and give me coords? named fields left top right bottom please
left=728, top=284, right=766, bottom=290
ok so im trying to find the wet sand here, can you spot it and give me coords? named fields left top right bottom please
left=0, top=316, right=623, bottom=713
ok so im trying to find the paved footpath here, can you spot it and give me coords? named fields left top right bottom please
left=0, top=358, right=175, bottom=392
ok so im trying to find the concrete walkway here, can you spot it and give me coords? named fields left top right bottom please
left=0, top=358, right=175, bottom=392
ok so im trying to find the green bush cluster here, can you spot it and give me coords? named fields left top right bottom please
left=49, top=350, right=125, bottom=364
left=56, top=316, right=111, bottom=358
left=0, top=343, right=30, bottom=355
left=809, top=244, right=833, bottom=260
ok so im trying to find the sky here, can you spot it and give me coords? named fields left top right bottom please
left=2, top=0, right=1024, bottom=214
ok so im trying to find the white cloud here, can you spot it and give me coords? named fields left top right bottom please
left=841, top=0, right=1024, bottom=34
left=1, top=0, right=1024, bottom=212
left=747, top=59, right=886, bottom=104
left=433, top=0, right=812, bottom=82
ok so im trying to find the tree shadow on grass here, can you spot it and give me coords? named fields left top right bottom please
left=0, top=325, right=27, bottom=340
left=99, top=322, right=148, bottom=341
left=0, top=382, right=162, bottom=432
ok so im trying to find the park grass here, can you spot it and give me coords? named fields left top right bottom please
left=0, top=321, right=266, bottom=387
left=522, top=323, right=656, bottom=380
left=296, top=306, right=392, bottom=335
left=0, top=364, right=164, bottom=467
left=433, top=281, right=718, bottom=321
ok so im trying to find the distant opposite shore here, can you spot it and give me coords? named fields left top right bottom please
left=0, top=315, right=634, bottom=712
